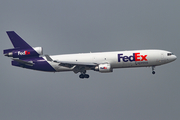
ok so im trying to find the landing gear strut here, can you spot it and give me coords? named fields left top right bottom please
left=79, top=70, right=90, bottom=79
left=152, top=66, right=155, bottom=74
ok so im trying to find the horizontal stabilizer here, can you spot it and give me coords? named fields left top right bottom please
left=44, top=55, right=53, bottom=61
left=12, top=58, right=34, bottom=66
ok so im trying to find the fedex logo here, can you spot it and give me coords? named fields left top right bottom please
left=18, top=51, right=30, bottom=55
left=118, top=53, right=147, bottom=62
left=100, top=67, right=107, bottom=69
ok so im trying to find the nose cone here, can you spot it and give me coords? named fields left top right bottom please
left=171, top=55, right=177, bottom=62
left=174, top=55, right=177, bottom=60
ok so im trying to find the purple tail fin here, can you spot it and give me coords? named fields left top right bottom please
left=6, top=31, right=32, bottom=49
left=4, top=31, right=42, bottom=58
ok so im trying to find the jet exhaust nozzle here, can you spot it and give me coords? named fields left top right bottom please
left=4, top=52, right=13, bottom=57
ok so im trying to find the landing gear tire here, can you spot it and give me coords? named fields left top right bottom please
left=152, top=66, right=155, bottom=75
left=79, top=74, right=89, bottom=79
left=79, top=74, right=85, bottom=79
left=84, top=74, right=89, bottom=78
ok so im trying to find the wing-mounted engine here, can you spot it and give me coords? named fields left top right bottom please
left=4, top=47, right=43, bottom=58
left=94, top=63, right=113, bottom=73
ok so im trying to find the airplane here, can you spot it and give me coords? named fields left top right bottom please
left=3, top=31, right=177, bottom=79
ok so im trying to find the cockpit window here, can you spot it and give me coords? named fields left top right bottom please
left=167, top=53, right=174, bottom=56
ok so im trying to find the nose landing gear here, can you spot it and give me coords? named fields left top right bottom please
left=152, top=66, right=155, bottom=74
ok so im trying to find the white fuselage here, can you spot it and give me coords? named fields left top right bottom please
left=44, top=49, right=177, bottom=72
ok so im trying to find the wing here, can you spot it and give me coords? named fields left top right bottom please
left=12, top=58, right=34, bottom=66
left=44, top=55, right=97, bottom=73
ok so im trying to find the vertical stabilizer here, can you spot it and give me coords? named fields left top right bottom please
left=6, top=31, right=32, bottom=49
left=4, top=31, right=42, bottom=58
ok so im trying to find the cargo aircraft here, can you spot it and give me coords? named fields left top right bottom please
left=4, top=31, right=177, bottom=79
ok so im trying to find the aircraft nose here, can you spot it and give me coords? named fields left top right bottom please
left=174, top=55, right=177, bottom=60
left=171, top=55, right=177, bottom=61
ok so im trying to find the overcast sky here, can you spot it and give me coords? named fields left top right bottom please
left=0, top=0, right=180, bottom=120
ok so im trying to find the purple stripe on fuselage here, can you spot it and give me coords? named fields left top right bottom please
left=12, top=57, right=56, bottom=72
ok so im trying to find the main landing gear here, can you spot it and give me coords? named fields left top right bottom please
left=79, top=74, right=89, bottom=79
left=79, top=70, right=90, bottom=79
left=152, top=66, right=155, bottom=74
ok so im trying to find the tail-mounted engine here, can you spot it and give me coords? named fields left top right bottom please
left=94, top=63, right=113, bottom=73
left=4, top=47, right=43, bottom=58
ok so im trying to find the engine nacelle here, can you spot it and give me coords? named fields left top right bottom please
left=95, top=64, right=113, bottom=73
left=4, top=47, right=43, bottom=58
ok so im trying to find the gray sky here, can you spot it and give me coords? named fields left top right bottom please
left=0, top=0, right=180, bottom=120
